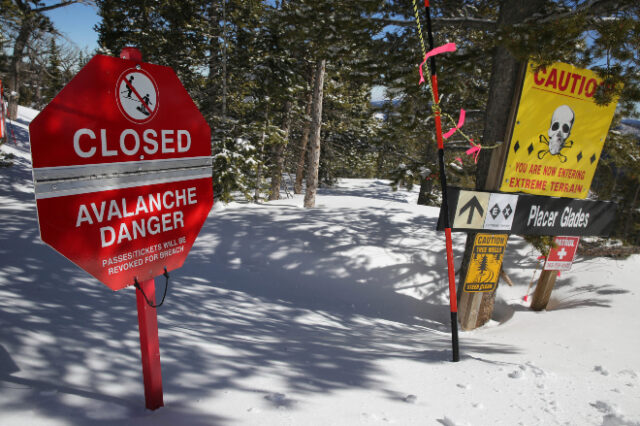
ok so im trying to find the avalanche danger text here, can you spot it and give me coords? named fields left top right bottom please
left=75, top=187, right=197, bottom=247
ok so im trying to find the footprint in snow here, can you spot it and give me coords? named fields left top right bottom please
left=508, top=367, right=525, bottom=379
left=589, top=400, right=638, bottom=424
left=264, top=392, right=292, bottom=408
left=524, top=362, right=546, bottom=378
left=617, top=369, right=638, bottom=384
left=508, top=370, right=524, bottom=379
left=403, top=394, right=417, bottom=404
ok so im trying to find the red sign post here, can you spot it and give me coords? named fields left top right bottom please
left=29, top=48, right=213, bottom=410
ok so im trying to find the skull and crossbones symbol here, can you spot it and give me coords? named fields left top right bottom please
left=538, top=105, right=575, bottom=163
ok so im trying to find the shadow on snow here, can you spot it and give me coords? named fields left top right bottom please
left=0, top=177, right=543, bottom=425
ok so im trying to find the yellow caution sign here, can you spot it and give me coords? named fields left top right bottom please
left=500, top=62, right=619, bottom=199
left=464, top=234, right=508, bottom=292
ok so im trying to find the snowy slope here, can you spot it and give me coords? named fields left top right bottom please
left=0, top=106, right=639, bottom=426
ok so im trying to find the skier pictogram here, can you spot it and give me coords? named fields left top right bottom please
left=116, top=69, right=158, bottom=123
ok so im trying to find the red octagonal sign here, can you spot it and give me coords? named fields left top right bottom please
left=29, top=54, right=213, bottom=290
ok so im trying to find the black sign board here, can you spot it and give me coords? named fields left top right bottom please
left=437, top=187, right=617, bottom=237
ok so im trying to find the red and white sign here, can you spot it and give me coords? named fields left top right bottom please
left=544, top=236, right=580, bottom=271
left=29, top=54, right=213, bottom=291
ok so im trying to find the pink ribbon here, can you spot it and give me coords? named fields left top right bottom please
left=443, top=108, right=466, bottom=139
left=466, top=142, right=481, bottom=163
left=418, top=42, right=457, bottom=84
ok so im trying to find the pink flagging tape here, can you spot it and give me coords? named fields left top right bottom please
left=466, top=143, right=481, bottom=163
left=418, top=43, right=457, bottom=84
left=443, top=108, right=466, bottom=139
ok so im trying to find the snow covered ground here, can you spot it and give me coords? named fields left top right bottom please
left=1, top=106, right=639, bottom=425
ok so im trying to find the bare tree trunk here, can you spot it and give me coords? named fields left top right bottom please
left=255, top=106, right=269, bottom=203
left=221, top=0, right=228, bottom=122
left=208, top=3, right=221, bottom=160
left=7, top=1, right=80, bottom=119
left=417, top=178, right=434, bottom=205
left=269, top=101, right=292, bottom=201
left=8, top=20, right=34, bottom=119
left=611, top=168, right=619, bottom=195
left=294, top=71, right=315, bottom=194
left=623, top=182, right=640, bottom=240
left=303, top=59, right=326, bottom=208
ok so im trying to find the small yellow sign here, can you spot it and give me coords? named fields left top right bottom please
left=500, top=62, right=619, bottom=199
left=464, top=234, right=508, bottom=292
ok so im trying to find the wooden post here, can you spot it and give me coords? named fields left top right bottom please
left=459, top=286, right=483, bottom=330
left=530, top=269, right=558, bottom=311
left=457, top=61, right=526, bottom=331
left=458, top=136, right=510, bottom=330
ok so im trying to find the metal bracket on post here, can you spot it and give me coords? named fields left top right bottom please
left=135, top=278, right=164, bottom=410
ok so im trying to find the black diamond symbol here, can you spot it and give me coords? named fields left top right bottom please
left=502, top=204, right=513, bottom=219
left=590, top=154, right=597, bottom=164
left=514, top=141, right=520, bottom=153
left=528, top=143, right=534, bottom=155
left=489, top=203, right=501, bottom=219
left=577, top=151, right=583, bottom=162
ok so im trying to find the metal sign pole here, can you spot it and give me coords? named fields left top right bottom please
left=124, top=46, right=164, bottom=410
left=135, top=278, right=164, bottom=410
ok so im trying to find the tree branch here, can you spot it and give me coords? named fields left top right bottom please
left=380, top=1, right=632, bottom=34
left=33, top=1, right=82, bottom=14
left=521, top=0, right=636, bottom=25
left=377, top=17, right=497, bottom=32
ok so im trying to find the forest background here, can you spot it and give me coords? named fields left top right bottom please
left=1, top=0, right=640, bottom=245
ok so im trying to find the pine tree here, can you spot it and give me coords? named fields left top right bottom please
left=477, top=255, right=489, bottom=280
left=277, top=0, right=385, bottom=207
left=42, top=38, right=63, bottom=104
left=95, top=0, right=209, bottom=91
left=374, top=1, right=491, bottom=203
left=376, top=0, right=640, bottom=328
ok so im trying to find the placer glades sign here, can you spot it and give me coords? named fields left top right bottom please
left=500, top=62, right=619, bottom=199
left=29, top=54, right=213, bottom=291
left=438, top=188, right=617, bottom=237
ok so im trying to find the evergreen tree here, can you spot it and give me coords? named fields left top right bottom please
left=277, top=0, right=385, bottom=207
left=374, top=1, right=490, bottom=203
left=320, top=67, right=383, bottom=183
left=42, top=38, right=63, bottom=104
left=96, top=0, right=208, bottom=91
left=477, top=255, right=489, bottom=279
left=376, top=0, right=639, bottom=328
